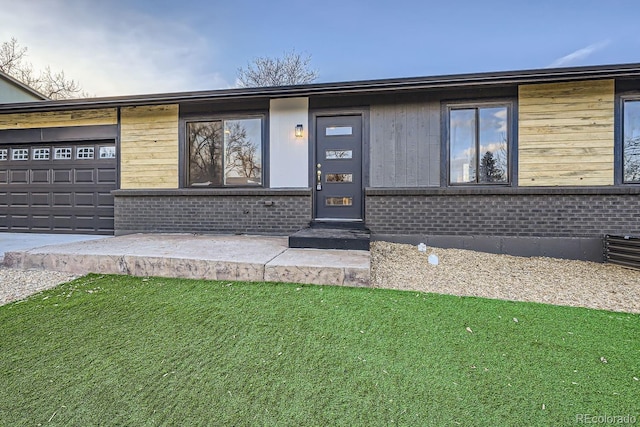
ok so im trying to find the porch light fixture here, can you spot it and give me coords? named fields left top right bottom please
left=295, top=124, right=304, bottom=138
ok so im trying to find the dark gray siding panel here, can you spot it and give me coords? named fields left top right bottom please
left=370, top=98, right=440, bottom=187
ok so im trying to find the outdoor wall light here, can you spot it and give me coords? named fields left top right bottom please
left=295, top=124, right=304, bottom=138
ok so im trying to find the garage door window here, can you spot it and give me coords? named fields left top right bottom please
left=99, top=146, right=116, bottom=159
left=54, top=148, right=72, bottom=160
left=33, top=148, right=50, bottom=160
left=12, top=149, right=28, bottom=160
left=0, top=149, right=7, bottom=160
left=76, top=147, right=94, bottom=159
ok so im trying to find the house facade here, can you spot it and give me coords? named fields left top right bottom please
left=0, top=70, right=48, bottom=103
left=1, top=64, right=640, bottom=260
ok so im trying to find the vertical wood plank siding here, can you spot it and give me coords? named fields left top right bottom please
left=518, top=79, right=615, bottom=186
left=0, top=108, right=117, bottom=129
left=370, top=99, right=440, bottom=187
left=120, top=104, right=179, bottom=189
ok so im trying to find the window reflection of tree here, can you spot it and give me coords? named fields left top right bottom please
left=188, top=120, right=262, bottom=186
left=189, top=121, right=223, bottom=186
left=624, top=135, right=640, bottom=182
left=224, top=121, right=261, bottom=184
left=327, top=174, right=351, bottom=182
left=479, top=132, right=508, bottom=183
left=326, top=150, right=351, bottom=159
left=494, top=133, right=508, bottom=176
left=479, top=151, right=505, bottom=183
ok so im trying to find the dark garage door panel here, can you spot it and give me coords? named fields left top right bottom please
left=0, top=142, right=116, bottom=234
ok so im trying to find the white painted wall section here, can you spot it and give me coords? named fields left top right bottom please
left=269, top=97, right=309, bottom=188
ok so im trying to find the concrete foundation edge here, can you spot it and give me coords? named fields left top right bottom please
left=372, top=234, right=604, bottom=262
left=3, top=251, right=371, bottom=287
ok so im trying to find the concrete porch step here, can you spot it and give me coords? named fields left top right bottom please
left=3, top=234, right=370, bottom=287
left=289, top=224, right=371, bottom=251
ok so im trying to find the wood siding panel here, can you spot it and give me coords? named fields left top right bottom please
left=518, top=79, right=614, bottom=186
left=394, top=102, right=407, bottom=186
left=0, top=108, right=117, bottom=129
left=370, top=98, right=440, bottom=187
left=427, top=103, right=441, bottom=185
left=370, top=106, right=385, bottom=187
left=382, top=104, right=395, bottom=185
left=120, top=104, right=179, bottom=189
left=416, top=103, right=429, bottom=186
left=405, top=105, right=419, bottom=186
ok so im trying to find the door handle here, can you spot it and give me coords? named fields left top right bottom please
left=316, top=163, right=322, bottom=190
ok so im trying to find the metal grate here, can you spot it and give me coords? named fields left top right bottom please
left=604, top=235, right=640, bottom=271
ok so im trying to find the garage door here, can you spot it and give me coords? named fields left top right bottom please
left=0, top=141, right=116, bottom=234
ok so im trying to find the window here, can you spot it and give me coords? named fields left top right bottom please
left=0, top=149, right=7, bottom=160
left=187, top=117, right=262, bottom=186
left=325, top=126, right=353, bottom=136
left=12, top=148, right=28, bottom=160
left=326, top=173, right=353, bottom=183
left=326, top=196, right=353, bottom=206
left=76, top=147, right=94, bottom=159
left=622, top=99, right=640, bottom=183
left=326, top=149, right=352, bottom=159
left=448, top=104, right=509, bottom=185
left=99, top=146, right=116, bottom=159
left=54, top=147, right=72, bottom=160
left=33, top=148, right=50, bottom=160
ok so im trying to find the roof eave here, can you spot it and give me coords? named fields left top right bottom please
left=2, top=62, right=640, bottom=113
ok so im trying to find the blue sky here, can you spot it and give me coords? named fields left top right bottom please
left=1, top=0, right=640, bottom=96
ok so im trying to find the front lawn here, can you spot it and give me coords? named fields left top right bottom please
left=0, top=274, right=638, bottom=426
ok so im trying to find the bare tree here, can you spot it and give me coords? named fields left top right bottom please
left=0, top=38, right=84, bottom=99
left=0, top=37, right=27, bottom=76
left=237, top=50, right=318, bottom=87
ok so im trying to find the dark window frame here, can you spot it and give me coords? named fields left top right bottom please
left=442, top=99, right=516, bottom=187
left=617, top=94, right=640, bottom=185
left=181, top=113, right=267, bottom=188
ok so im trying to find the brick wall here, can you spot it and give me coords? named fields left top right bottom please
left=365, top=188, right=640, bottom=238
left=114, top=189, right=311, bottom=235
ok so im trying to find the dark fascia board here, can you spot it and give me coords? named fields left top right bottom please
left=2, top=62, right=640, bottom=113
left=0, top=125, right=118, bottom=144
left=0, top=70, right=49, bottom=101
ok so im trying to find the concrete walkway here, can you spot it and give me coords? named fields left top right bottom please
left=3, top=234, right=370, bottom=287
left=0, top=233, right=107, bottom=262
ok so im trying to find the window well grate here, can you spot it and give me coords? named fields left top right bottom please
left=604, top=235, right=640, bottom=271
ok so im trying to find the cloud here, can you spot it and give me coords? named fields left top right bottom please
left=493, top=109, right=507, bottom=120
left=0, top=0, right=231, bottom=96
left=479, top=142, right=507, bottom=153
left=455, top=141, right=506, bottom=160
left=547, top=40, right=610, bottom=68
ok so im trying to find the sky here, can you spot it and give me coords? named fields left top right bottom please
left=2, top=0, right=640, bottom=97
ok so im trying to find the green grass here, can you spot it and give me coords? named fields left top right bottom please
left=0, top=275, right=638, bottom=426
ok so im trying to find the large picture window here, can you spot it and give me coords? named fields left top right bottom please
left=187, top=117, right=263, bottom=187
left=622, top=100, right=640, bottom=183
left=448, top=104, right=509, bottom=185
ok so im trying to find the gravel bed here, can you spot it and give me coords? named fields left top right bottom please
left=371, top=242, right=640, bottom=314
left=0, top=267, right=78, bottom=306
